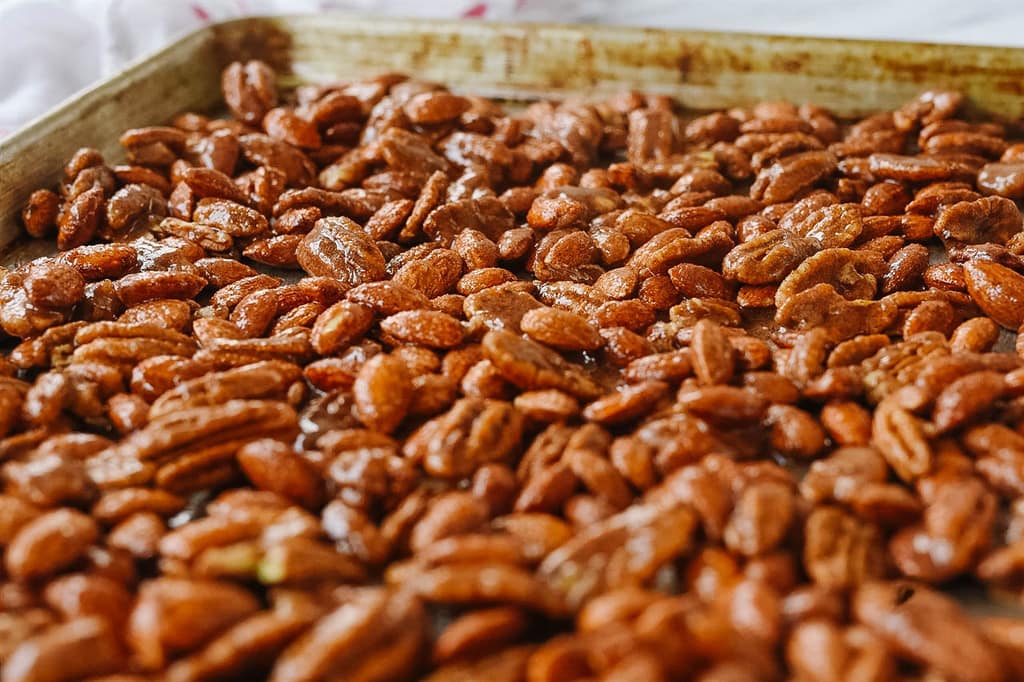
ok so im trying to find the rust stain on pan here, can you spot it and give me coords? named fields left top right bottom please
left=185, top=18, right=1024, bottom=121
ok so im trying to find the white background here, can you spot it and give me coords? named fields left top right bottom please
left=3, top=0, right=1024, bottom=136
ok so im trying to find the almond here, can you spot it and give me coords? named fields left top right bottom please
left=963, top=260, right=1024, bottom=329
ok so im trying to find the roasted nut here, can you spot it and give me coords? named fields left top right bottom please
left=5, top=508, right=99, bottom=580
left=297, top=217, right=386, bottom=286
left=963, top=260, right=1024, bottom=329
left=311, top=300, right=374, bottom=355
left=722, top=229, right=818, bottom=285
left=723, top=481, right=795, bottom=557
left=520, top=307, right=602, bottom=351
left=853, top=581, right=1004, bottom=682
left=3, top=617, right=125, bottom=682
left=21, top=189, right=61, bottom=238
left=934, top=196, right=1022, bottom=244
left=236, top=439, right=325, bottom=509
left=353, top=353, right=413, bottom=433
left=539, top=502, right=696, bottom=610
left=58, top=186, right=104, bottom=250
left=380, top=310, right=465, bottom=348
left=404, top=397, right=524, bottom=478
left=222, top=60, right=278, bottom=125
left=128, top=577, right=261, bottom=669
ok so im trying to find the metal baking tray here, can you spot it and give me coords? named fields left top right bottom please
left=1, top=14, right=1024, bottom=616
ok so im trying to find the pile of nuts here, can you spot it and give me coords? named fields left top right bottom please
left=6, top=61, right=1024, bottom=680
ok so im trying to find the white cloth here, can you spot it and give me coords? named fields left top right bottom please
left=3, top=0, right=1024, bottom=137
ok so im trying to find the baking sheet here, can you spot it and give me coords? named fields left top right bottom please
left=1, top=13, right=1023, bottom=616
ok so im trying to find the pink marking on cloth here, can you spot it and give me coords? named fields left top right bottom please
left=191, top=4, right=211, bottom=21
left=462, top=3, right=488, bottom=17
